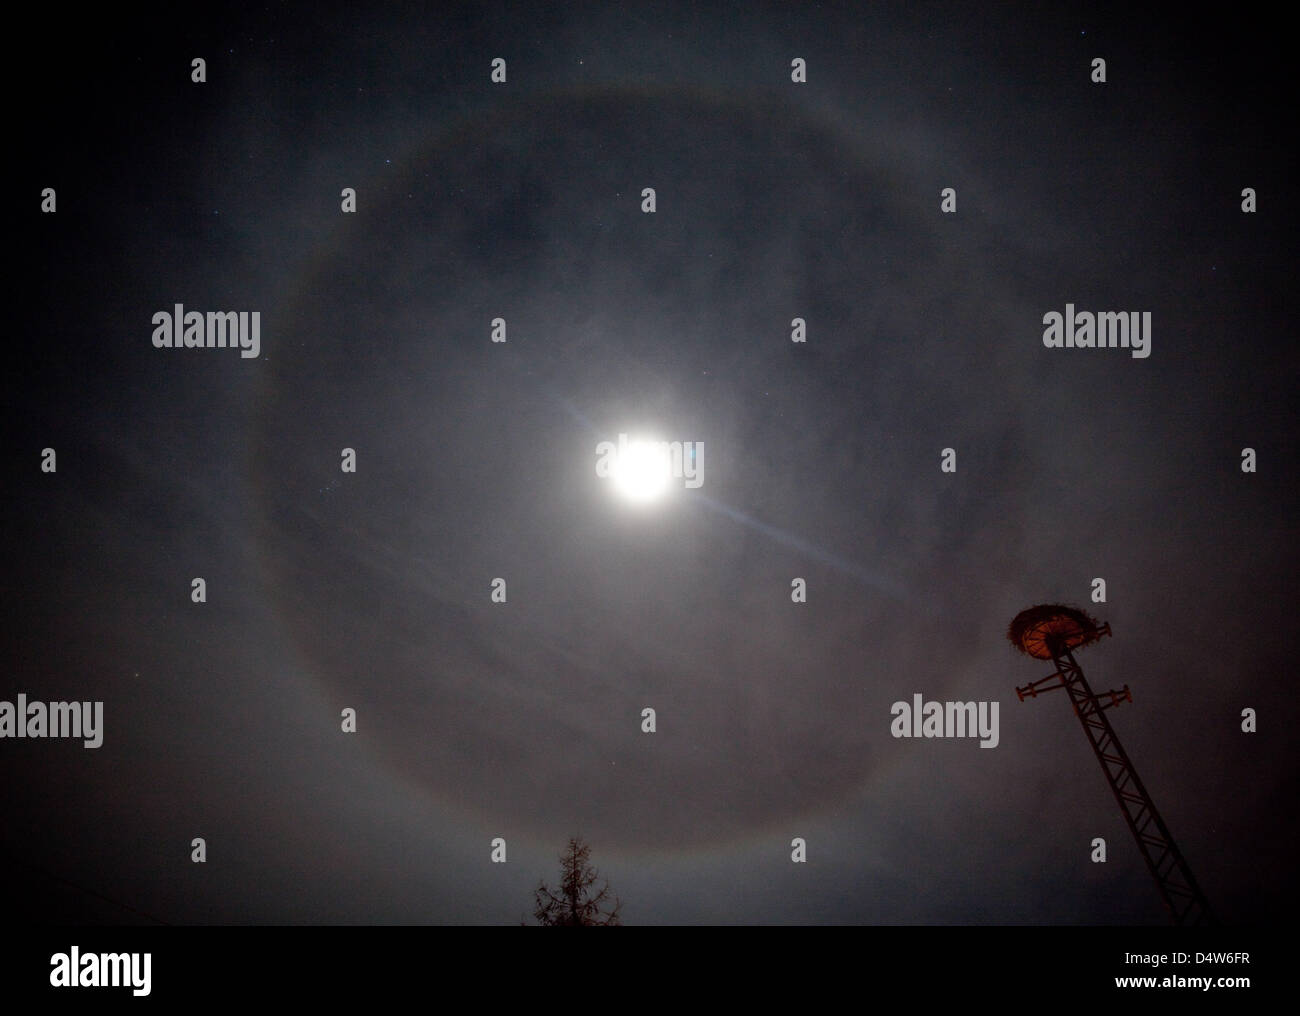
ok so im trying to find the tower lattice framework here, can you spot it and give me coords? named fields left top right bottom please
left=1010, top=605, right=1216, bottom=926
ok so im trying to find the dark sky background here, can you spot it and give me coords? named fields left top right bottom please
left=6, top=2, right=1296, bottom=925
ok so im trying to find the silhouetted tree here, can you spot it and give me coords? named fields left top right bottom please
left=532, top=836, right=622, bottom=925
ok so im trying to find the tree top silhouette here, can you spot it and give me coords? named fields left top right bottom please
left=532, top=836, right=622, bottom=926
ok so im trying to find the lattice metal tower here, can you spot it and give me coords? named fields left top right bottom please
left=1008, top=604, right=1216, bottom=925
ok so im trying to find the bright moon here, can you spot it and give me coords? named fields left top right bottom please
left=611, top=438, right=672, bottom=503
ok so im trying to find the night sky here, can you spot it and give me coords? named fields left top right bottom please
left=7, top=2, right=1296, bottom=925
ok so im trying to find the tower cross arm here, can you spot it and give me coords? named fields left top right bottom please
left=1016, top=671, right=1069, bottom=701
